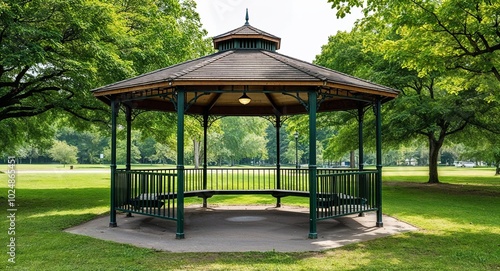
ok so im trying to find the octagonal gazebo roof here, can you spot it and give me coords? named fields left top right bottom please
left=93, top=14, right=398, bottom=116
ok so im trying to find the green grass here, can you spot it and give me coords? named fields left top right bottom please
left=0, top=165, right=499, bottom=270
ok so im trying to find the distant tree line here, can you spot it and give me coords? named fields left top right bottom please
left=5, top=117, right=497, bottom=172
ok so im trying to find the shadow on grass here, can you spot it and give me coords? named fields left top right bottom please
left=383, top=182, right=500, bottom=229
left=310, top=230, right=500, bottom=271
left=385, top=181, right=500, bottom=196
left=0, top=187, right=108, bottom=234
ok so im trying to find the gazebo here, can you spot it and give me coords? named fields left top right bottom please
left=93, top=12, right=399, bottom=239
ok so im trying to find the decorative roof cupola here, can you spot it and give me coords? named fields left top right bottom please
left=212, top=9, right=281, bottom=52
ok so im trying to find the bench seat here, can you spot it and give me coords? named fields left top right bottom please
left=129, top=193, right=165, bottom=210
left=131, top=190, right=367, bottom=208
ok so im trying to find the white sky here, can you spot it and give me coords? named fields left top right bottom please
left=194, top=0, right=362, bottom=62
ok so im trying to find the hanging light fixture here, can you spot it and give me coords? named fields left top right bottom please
left=238, top=92, right=251, bottom=105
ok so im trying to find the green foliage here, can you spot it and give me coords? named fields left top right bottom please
left=102, top=139, right=141, bottom=164
left=0, top=113, right=55, bottom=155
left=314, top=19, right=500, bottom=182
left=207, top=131, right=230, bottom=166
left=328, top=0, right=500, bottom=101
left=0, top=0, right=212, bottom=149
left=240, top=133, right=268, bottom=161
left=454, top=126, right=500, bottom=175
left=265, top=122, right=291, bottom=165
left=219, top=117, right=269, bottom=164
left=47, top=140, right=78, bottom=165
left=15, top=144, right=41, bottom=164
left=57, top=127, right=108, bottom=163
left=137, top=137, right=157, bottom=163
left=133, top=112, right=178, bottom=146
left=150, top=142, right=176, bottom=164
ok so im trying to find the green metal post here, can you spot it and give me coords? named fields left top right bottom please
left=125, top=106, right=132, bottom=171
left=202, top=113, right=208, bottom=208
left=109, top=98, right=118, bottom=227
left=176, top=91, right=185, bottom=239
left=358, top=105, right=366, bottom=217
left=275, top=115, right=281, bottom=207
left=358, top=105, right=364, bottom=172
left=308, top=91, right=318, bottom=239
left=125, top=106, right=132, bottom=217
left=375, top=98, right=384, bottom=227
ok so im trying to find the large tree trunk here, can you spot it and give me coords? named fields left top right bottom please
left=496, top=163, right=500, bottom=176
left=428, top=135, right=444, bottom=183
left=193, top=139, right=200, bottom=169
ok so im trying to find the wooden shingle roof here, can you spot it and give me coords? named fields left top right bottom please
left=92, top=20, right=399, bottom=116
left=93, top=49, right=397, bottom=95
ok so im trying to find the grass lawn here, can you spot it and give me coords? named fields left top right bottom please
left=0, top=165, right=499, bottom=270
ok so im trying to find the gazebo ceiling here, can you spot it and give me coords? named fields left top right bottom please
left=93, top=16, right=399, bottom=116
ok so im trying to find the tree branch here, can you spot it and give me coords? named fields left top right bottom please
left=17, top=69, right=66, bottom=93
left=62, top=108, right=108, bottom=125
left=448, top=64, right=487, bottom=74
left=445, top=120, right=468, bottom=136
left=456, top=42, right=500, bottom=57
left=491, top=67, right=500, bottom=82
left=469, top=119, right=500, bottom=134
left=14, top=86, right=62, bottom=101
left=411, top=0, right=472, bottom=56
left=0, top=69, right=66, bottom=107
left=0, top=104, right=54, bottom=121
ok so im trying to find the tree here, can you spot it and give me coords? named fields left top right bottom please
left=132, top=112, right=213, bottom=168
left=16, top=144, right=41, bottom=164
left=0, top=114, right=55, bottom=154
left=284, top=140, right=304, bottom=166
left=218, top=117, right=269, bottom=165
left=453, top=126, right=500, bottom=175
left=492, top=146, right=500, bottom=175
left=48, top=140, right=78, bottom=166
left=385, top=85, right=485, bottom=183
left=102, top=139, right=141, bottom=165
left=240, top=133, right=268, bottom=164
left=137, top=137, right=157, bottom=164
left=57, top=127, right=107, bottom=163
left=315, top=29, right=498, bottom=183
left=207, top=131, right=231, bottom=166
left=151, top=142, right=176, bottom=165
left=328, top=0, right=500, bottom=101
left=0, top=0, right=212, bottom=150
left=264, top=122, right=290, bottom=165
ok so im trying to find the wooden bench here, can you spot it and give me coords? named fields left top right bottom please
left=129, top=194, right=165, bottom=210
left=317, top=193, right=367, bottom=208
left=131, top=190, right=367, bottom=209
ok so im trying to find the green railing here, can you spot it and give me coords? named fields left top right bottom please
left=316, top=170, right=378, bottom=219
left=203, top=168, right=277, bottom=190
left=113, top=168, right=379, bottom=221
left=124, top=167, right=311, bottom=192
left=115, top=170, right=177, bottom=220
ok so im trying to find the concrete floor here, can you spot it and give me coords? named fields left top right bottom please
left=66, top=205, right=417, bottom=252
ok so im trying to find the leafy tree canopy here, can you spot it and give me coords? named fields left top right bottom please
left=315, top=26, right=499, bottom=182
left=48, top=140, right=78, bottom=166
left=328, top=0, right=500, bottom=101
left=219, top=117, right=269, bottom=164
left=0, top=0, right=212, bottom=150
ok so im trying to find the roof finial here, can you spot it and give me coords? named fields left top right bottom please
left=245, top=8, right=249, bottom=25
